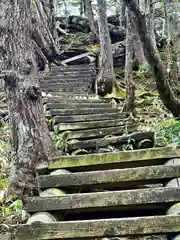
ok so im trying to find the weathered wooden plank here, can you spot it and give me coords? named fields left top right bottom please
left=50, top=64, right=95, bottom=70
left=54, top=125, right=136, bottom=140
left=40, top=83, right=93, bottom=91
left=45, top=102, right=113, bottom=111
left=8, top=216, right=180, bottom=239
left=38, top=164, right=180, bottom=189
left=67, top=131, right=154, bottom=150
left=41, top=75, right=94, bottom=81
left=41, top=87, right=92, bottom=93
left=54, top=119, right=135, bottom=132
left=43, top=96, right=112, bottom=104
left=53, top=112, right=128, bottom=124
left=48, top=108, right=119, bottom=117
left=26, top=187, right=180, bottom=212
left=49, top=146, right=180, bottom=169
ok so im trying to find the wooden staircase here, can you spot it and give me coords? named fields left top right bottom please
left=1, top=64, right=180, bottom=239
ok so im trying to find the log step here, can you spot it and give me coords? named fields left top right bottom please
left=45, top=102, right=114, bottom=110
left=66, top=131, right=154, bottom=150
left=41, top=74, right=95, bottom=81
left=26, top=187, right=180, bottom=213
left=54, top=118, right=134, bottom=132
left=54, top=125, right=137, bottom=140
left=53, top=112, right=128, bottom=124
left=2, top=215, right=179, bottom=239
left=49, top=146, right=180, bottom=169
left=37, top=164, right=180, bottom=189
left=47, top=108, right=121, bottom=117
left=43, top=96, right=112, bottom=104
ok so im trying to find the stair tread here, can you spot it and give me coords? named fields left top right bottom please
left=49, top=146, right=180, bottom=169
left=53, top=112, right=128, bottom=124
left=26, top=187, right=180, bottom=212
left=54, top=118, right=134, bottom=132
left=67, top=131, right=154, bottom=150
left=38, top=164, right=180, bottom=189
left=2, top=215, right=179, bottom=239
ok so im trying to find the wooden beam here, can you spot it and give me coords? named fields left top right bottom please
left=49, top=146, right=180, bottom=169
left=53, top=125, right=137, bottom=140
left=37, top=164, right=180, bottom=189
left=47, top=108, right=120, bottom=117
left=45, top=102, right=113, bottom=111
left=8, top=215, right=180, bottom=239
left=53, top=112, right=129, bottom=124
left=53, top=118, right=135, bottom=132
left=26, top=187, right=180, bottom=212
left=67, top=131, right=154, bottom=150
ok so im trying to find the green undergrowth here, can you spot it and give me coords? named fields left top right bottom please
left=0, top=124, right=28, bottom=224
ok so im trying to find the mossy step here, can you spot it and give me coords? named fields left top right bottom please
left=54, top=125, right=137, bottom=140
left=67, top=131, right=154, bottom=150
left=41, top=75, right=94, bottom=81
left=49, top=146, right=180, bottom=169
left=54, top=118, right=134, bottom=132
left=40, top=83, right=92, bottom=90
left=43, top=96, right=112, bottom=104
left=26, top=187, right=180, bottom=212
left=50, top=64, right=95, bottom=71
left=38, top=164, right=180, bottom=189
left=47, top=108, right=120, bottom=117
left=40, top=78, right=93, bottom=85
left=41, top=87, right=92, bottom=93
left=2, top=215, right=179, bottom=239
left=45, top=102, right=113, bottom=111
left=53, top=112, right=128, bottom=124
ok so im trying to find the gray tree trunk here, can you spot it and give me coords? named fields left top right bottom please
left=0, top=0, right=55, bottom=196
left=96, top=0, right=116, bottom=95
left=124, top=11, right=136, bottom=114
left=84, top=0, right=98, bottom=37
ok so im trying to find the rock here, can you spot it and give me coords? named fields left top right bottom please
left=40, top=188, right=66, bottom=197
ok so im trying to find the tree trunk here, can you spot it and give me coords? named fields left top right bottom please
left=0, top=0, right=54, bottom=196
left=124, top=11, right=136, bottom=115
left=84, top=0, right=98, bottom=37
left=96, top=0, right=116, bottom=96
left=125, top=0, right=180, bottom=117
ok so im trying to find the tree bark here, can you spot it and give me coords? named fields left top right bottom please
left=0, top=0, right=54, bottom=196
left=96, top=0, right=116, bottom=95
left=84, top=0, right=98, bottom=38
left=124, top=11, right=136, bottom=115
left=125, top=0, right=180, bottom=117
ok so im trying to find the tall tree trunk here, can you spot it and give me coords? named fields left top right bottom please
left=125, top=0, right=180, bottom=117
left=124, top=11, right=136, bottom=115
left=132, top=0, right=146, bottom=64
left=96, top=0, right=116, bottom=95
left=0, top=0, right=54, bottom=196
left=84, top=0, right=98, bottom=37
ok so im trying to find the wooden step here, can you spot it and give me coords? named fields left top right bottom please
left=37, top=164, right=180, bottom=189
left=54, top=125, right=137, bottom=140
left=43, top=96, right=112, bottom=104
left=2, top=215, right=179, bottom=239
left=26, top=187, right=180, bottom=212
left=40, top=84, right=93, bottom=92
left=41, top=74, right=94, bottom=81
left=49, top=147, right=180, bottom=169
left=54, top=118, right=134, bottom=132
left=67, top=131, right=154, bottom=150
left=53, top=112, right=128, bottom=124
left=47, top=108, right=119, bottom=117
left=41, top=87, right=92, bottom=93
left=40, top=77, right=93, bottom=85
left=45, top=102, right=113, bottom=111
